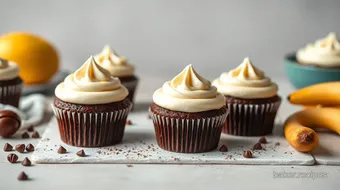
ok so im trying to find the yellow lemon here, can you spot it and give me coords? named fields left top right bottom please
left=0, top=32, right=59, bottom=84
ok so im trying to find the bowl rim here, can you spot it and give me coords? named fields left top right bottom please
left=284, top=53, right=340, bottom=72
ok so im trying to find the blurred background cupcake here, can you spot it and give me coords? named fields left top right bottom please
left=95, top=45, right=138, bottom=107
left=213, top=57, right=281, bottom=136
left=150, top=64, right=227, bottom=153
left=0, top=58, right=22, bottom=107
left=52, top=56, right=132, bottom=147
left=285, top=32, right=340, bottom=89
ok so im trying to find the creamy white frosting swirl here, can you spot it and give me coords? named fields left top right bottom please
left=213, top=57, right=278, bottom=99
left=55, top=56, right=129, bottom=105
left=0, top=58, right=20, bottom=80
left=297, top=32, right=340, bottom=67
left=95, top=45, right=135, bottom=77
left=153, top=64, right=225, bottom=112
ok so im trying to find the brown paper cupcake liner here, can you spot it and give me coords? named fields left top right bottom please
left=150, top=111, right=227, bottom=153
left=0, top=82, right=22, bottom=108
left=52, top=104, right=131, bottom=147
left=223, top=100, right=281, bottom=136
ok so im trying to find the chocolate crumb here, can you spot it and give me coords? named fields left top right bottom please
left=27, top=126, right=34, bottom=132
left=17, top=172, right=28, bottom=181
left=7, top=153, right=18, bottom=163
left=25, top=144, right=35, bottom=152
left=31, top=131, right=40, bottom=138
left=57, top=146, right=67, bottom=154
left=126, top=164, right=133, bottom=167
left=174, top=158, right=180, bottom=161
left=21, top=132, right=30, bottom=139
left=243, top=150, right=253, bottom=158
left=76, top=149, right=86, bottom=157
left=21, top=157, right=32, bottom=166
left=126, top=120, right=132, bottom=125
left=219, top=145, right=228, bottom=152
left=275, top=142, right=280, bottom=146
left=3, top=143, right=13, bottom=151
left=15, top=144, right=25, bottom=153
left=253, top=143, right=263, bottom=150
left=258, top=136, right=267, bottom=144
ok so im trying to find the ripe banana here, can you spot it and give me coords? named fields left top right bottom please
left=284, top=107, right=340, bottom=152
left=288, top=82, right=340, bottom=106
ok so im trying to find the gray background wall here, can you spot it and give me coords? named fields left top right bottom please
left=1, top=0, right=339, bottom=82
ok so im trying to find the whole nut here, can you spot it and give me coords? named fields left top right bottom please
left=0, top=110, right=21, bottom=137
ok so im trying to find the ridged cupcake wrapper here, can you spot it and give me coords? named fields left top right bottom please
left=0, top=83, right=22, bottom=108
left=150, top=111, right=227, bottom=153
left=223, top=100, right=281, bottom=136
left=121, top=80, right=138, bottom=106
left=52, top=104, right=131, bottom=147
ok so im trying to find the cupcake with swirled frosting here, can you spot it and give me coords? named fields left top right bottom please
left=213, top=57, right=281, bottom=136
left=150, top=64, right=227, bottom=153
left=95, top=45, right=138, bottom=106
left=0, top=58, right=22, bottom=107
left=53, top=56, right=132, bottom=147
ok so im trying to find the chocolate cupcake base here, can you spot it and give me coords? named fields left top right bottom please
left=0, top=77, right=22, bottom=108
left=52, top=98, right=132, bottom=147
left=150, top=104, right=227, bottom=153
left=119, top=75, right=138, bottom=108
left=223, top=95, right=281, bottom=136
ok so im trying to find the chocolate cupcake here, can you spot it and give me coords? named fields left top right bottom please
left=0, top=58, right=22, bottom=107
left=52, top=56, right=132, bottom=147
left=95, top=45, right=138, bottom=107
left=296, top=32, right=340, bottom=68
left=150, top=65, right=227, bottom=153
left=213, top=57, right=281, bottom=136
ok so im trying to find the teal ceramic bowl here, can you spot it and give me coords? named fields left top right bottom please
left=284, top=54, right=340, bottom=89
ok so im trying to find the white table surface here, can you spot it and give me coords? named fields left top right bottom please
left=1, top=77, right=340, bottom=190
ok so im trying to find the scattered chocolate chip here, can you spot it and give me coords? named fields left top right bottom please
left=76, top=149, right=86, bottom=157
left=21, top=132, right=30, bottom=139
left=126, top=164, right=133, bottom=167
left=15, top=144, right=25, bottom=153
left=275, top=142, right=280, bottom=146
left=17, top=172, right=28, bottom=181
left=219, top=145, right=228, bottom=152
left=258, top=136, right=267, bottom=144
left=253, top=143, right=263, bottom=150
left=21, top=157, right=32, bottom=166
left=243, top=150, right=253, bottom=158
left=25, top=144, right=35, bottom=152
left=7, top=153, right=18, bottom=163
left=31, top=131, right=40, bottom=138
left=126, top=120, right=132, bottom=125
left=3, top=143, right=13, bottom=151
left=0, top=110, right=21, bottom=137
left=27, top=126, right=34, bottom=132
left=57, top=146, right=67, bottom=154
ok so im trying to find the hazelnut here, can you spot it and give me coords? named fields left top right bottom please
left=0, top=110, right=21, bottom=137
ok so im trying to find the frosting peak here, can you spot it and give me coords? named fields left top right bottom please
left=297, top=32, right=340, bottom=67
left=153, top=64, right=225, bottom=112
left=95, top=45, right=134, bottom=77
left=0, top=58, right=20, bottom=80
left=74, top=56, right=112, bottom=82
left=213, top=57, right=278, bottom=99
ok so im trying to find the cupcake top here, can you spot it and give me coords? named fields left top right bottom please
left=297, top=32, right=340, bottom=67
left=95, top=45, right=135, bottom=77
left=213, top=57, right=278, bottom=99
left=153, top=64, right=225, bottom=113
left=55, top=56, right=129, bottom=105
left=0, top=58, right=20, bottom=80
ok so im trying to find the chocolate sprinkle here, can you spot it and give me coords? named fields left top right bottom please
left=76, top=149, right=86, bottom=157
left=17, top=172, right=28, bottom=181
left=3, top=143, right=13, bottom=151
left=25, top=144, right=35, bottom=152
left=259, top=136, right=267, bottom=144
left=21, top=132, right=30, bottom=139
left=27, top=126, right=34, bottom=132
left=7, top=153, right=18, bottom=163
left=126, top=120, right=132, bottom=125
left=275, top=142, right=280, bottom=146
left=21, top=157, right=32, bottom=166
left=219, top=145, right=228, bottom=152
left=57, top=146, right=67, bottom=154
left=126, top=164, right=133, bottom=167
left=15, top=144, right=25, bottom=153
left=243, top=150, right=253, bottom=158
left=253, top=143, right=263, bottom=150
left=31, top=131, right=40, bottom=138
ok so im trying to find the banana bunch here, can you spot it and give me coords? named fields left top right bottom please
left=284, top=82, right=340, bottom=152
